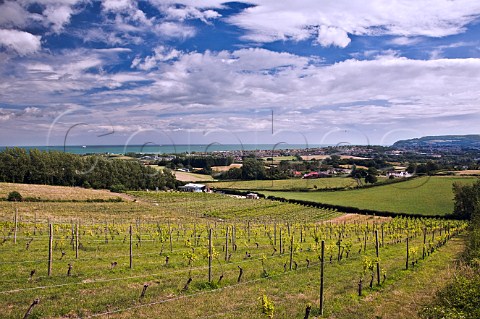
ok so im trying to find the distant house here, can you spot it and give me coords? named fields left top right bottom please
left=302, top=172, right=330, bottom=179
left=179, top=183, right=206, bottom=192
left=386, top=171, right=412, bottom=178
left=293, top=171, right=303, bottom=177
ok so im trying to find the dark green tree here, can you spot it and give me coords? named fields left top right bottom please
left=241, top=158, right=266, bottom=180
left=452, top=180, right=480, bottom=220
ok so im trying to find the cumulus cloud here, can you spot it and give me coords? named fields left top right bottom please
left=0, top=29, right=41, bottom=55
left=163, top=6, right=221, bottom=23
left=226, top=0, right=480, bottom=47
left=131, top=46, right=183, bottom=70
left=0, top=1, right=29, bottom=28
left=316, top=26, right=351, bottom=48
left=389, top=37, right=422, bottom=46
left=43, top=4, right=74, bottom=33
left=155, top=22, right=196, bottom=39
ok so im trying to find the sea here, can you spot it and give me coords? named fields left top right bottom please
left=0, top=144, right=326, bottom=155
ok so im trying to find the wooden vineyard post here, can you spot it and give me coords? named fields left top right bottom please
left=48, top=223, right=53, bottom=276
left=289, top=235, right=294, bottom=270
left=320, top=240, right=325, bottom=316
left=375, top=230, right=380, bottom=286
left=405, top=237, right=409, bottom=270
left=169, top=222, right=173, bottom=252
left=70, top=222, right=75, bottom=250
left=129, top=225, right=133, bottom=269
left=225, top=225, right=229, bottom=261
left=23, top=298, right=40, bottom=319
left=104, top=221, right=108, bottom=244
left=75, top=222, right=79, bottom=259
left=422, top=228, right=427, bottom=259
left=381, top=224, right=384, bottom=248
left=208, top=228, right=213, bottom=283
left=14, top=208, right=18, bottom=244
left=363, top=231, right=367, bottom=253
left=193, top=223, right=197, bottom=246
left=279, top=228, right=283, bottom=254
left=274, top=222, right=277, bottom=247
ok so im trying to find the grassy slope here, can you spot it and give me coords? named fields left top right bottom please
left=261, top=176, right=478, bottom=216
left=335, top=236, right=466, bottom=319
left=0, top=182, right=122, bottom=201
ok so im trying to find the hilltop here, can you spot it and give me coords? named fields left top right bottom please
left=393, top=135, right=480, bottom=149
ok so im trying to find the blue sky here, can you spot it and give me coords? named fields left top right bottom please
left=1, top=0, right=480, bottom=147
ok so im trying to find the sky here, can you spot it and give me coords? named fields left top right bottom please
left=1, top=0, right=480, bottom=147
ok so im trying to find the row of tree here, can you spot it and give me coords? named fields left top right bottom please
left=0, top=148, right=177, bottom=191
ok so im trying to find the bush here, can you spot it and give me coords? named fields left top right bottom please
left=7, top=191, right=22, bottom=202
left=110, top=184, right=126, bottom=193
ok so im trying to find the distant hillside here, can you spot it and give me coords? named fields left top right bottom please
left=393, top=135, right=480, bottom=149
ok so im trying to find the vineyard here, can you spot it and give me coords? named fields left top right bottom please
left=0, top=189, right=468, bottom=318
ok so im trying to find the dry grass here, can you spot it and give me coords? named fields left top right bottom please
left=454, top=170, right=480, bottom=175
left=173, top=171, right=216, bottom=182
left=0, top=182, right=121, bottom=200
left=211, top=164, right=243, bottom=172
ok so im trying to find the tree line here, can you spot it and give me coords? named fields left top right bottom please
left=0, top=148, right=177, bottom=191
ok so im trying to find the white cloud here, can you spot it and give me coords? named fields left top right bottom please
left=43, top=5, right=73, bottom=33
left=2, top=45, right=480, bottom=142
left=163, top=6, right=221, bottom=23
left=131, top=46, right=183, bottom=70
left=0, top=29, right=41, bottom=55
left=226, top=0, right=480, bottom=46
left=101, top=0, right=134, bottom=12
left=389, top=37, right=421, bottom=46
left=0, top=1, right=29, bottom=28
left=155, top=22, right=196, bottom=39
left=316, top=26, right=351, bottom=48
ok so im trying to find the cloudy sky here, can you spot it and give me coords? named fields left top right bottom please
left=1, top=0, right=480, bottom=147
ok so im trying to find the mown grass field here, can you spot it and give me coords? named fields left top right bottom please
left=208, top=177, right=357, bottom=191
left=150, top=166, right=216, bottom=182
left=0, top=183, right=469, bottom=318
left=261, top=176, right=478, bottom=216
left=0, top=183, right=121, bottom=201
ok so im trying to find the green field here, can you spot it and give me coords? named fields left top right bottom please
left=0, top=183, right=469, bottom=318
left=208, top=177, right=357, bottom=191
left=261, top=176, right=478, bottom=216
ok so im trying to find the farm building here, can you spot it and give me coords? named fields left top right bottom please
left=246, top=193, right=259, bottom=199
left=302, top=172, right=330, bottom=179
left=179, top=183, right=207, bottom=192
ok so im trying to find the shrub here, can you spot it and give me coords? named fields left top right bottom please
left=110, top=184, right=126, bottom=193
left=7, top=191, right=22, bottom=202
